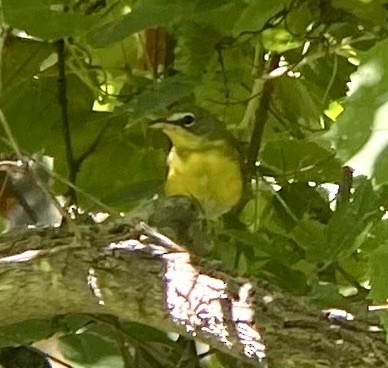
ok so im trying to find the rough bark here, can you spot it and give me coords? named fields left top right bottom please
left=0, top=218, right=387, bottom=368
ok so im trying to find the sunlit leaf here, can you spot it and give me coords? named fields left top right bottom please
left=329, top=38, right=388, bottom=161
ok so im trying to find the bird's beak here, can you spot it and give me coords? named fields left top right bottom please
left=149, top=119, right=178, bottom=131
left=148, top=118, right=168, bottom=130
left=149, top=122, right=165, bottom=129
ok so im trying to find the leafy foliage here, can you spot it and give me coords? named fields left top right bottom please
left=2, top=0, right=388, bottom=366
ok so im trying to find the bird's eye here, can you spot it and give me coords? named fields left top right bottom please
left=182, top=114, right=195, bottom=127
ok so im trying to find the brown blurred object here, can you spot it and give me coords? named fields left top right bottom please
left=336, top=165, right=354, bottom=208
left=0, top=156, right=62, bottom=231
left=143, top=27, right=176, bottom=78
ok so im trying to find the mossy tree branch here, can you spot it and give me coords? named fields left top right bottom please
left=0, top=219, right=386, bottom=367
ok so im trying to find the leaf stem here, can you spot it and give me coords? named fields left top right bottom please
left=56, top=39, right=77, bottom=203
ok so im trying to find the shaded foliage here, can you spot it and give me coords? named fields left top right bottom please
left=1, top=0, right=388, bottom=367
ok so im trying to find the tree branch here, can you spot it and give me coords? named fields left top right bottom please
left=0, top=218, right=387, bottom=367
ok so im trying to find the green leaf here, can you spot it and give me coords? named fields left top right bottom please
left=252, top=260, right=308, bottom=294
left=369, top=241, right=388, bottom=334
left=293, top=179, right=381, bottom=261
left=291, top=218, right=326, bottom=253
left=262, top=28, right=302, bottom=53
left=284, top=1, right=317, bottom=36
left=370, top=240, right=388, bottom=302
left=88, top=0, right=246, bottom=47
left=228, top=230, right=302, bottom=265
left=360, top=219, right=388, bottom=253
left=323, top=180, right=381, bottom=259
left=56, top=315, right=95, bottom=334
left=273, top=76, right=332, bottom=134
left=2, top=41, right=167, bottom=211
left=79, top=143, right=166, bottom=211
left=192, top=1, right=245, bottom=36
left=59, top=321, right=180, bottom=368
left=261, top=139, right=342, bottom=183
left=120, top=322, right=174, bottom=345
left=329, top=38, right=388, bottom=161
left=3, top=0, right=97, bottom=39
left=309, top=283, right=345, bottom=307
left=333, top=0, right=388, bottom=26
left=228, top=230, right=308, bottom=293
left=174, top=22, right=220, bottom=78
left=0, top=320, right=54, bottom=347
left=233, top=0, right=285, bottom=36
left=301, top=57, right=356, bottom=105
left=2, top=37, right=53, bottom=96
left=59, top=331, right=122, bottom=368
left=272, top=183, right=331, bottom=230
left=373, top=145, right=388, bottom=186
left=123, top=75, right=195, bottom=122
left=87, top=2, right=188, bottom=47
left=103, top=180, right=164, bottom=207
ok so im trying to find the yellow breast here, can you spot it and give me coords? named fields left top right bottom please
left=165, top=147, right=243, bottom=217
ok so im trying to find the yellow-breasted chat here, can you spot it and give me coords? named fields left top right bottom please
left=151, top=107, right=243, bottom=218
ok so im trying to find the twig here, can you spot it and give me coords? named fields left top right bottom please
left=335, top=262, right=367, bottom=292
left=56, top=39, right=77, bottom=203
left=111, top=317, right=134, bottom=368
left=176, top=339, right=200, bottom=368
left=0, top=22, right=7, bottom=97
left=261, top=176, right=300, bottom=224
left=322, top=53, right=338, bottom=108
left=88, top=315, right=135, bottom=368
left=0, top=108, right=23, bottom=158
left=73, top=122, right=110, bottom=175
left=46, top=352, right=74, bottom=368
left=38, top=164, right=118, bottom=214
left=0, top=25, right=24, bottom=160
left=215, top=45, right=230, bottom=106
left=289, top=33, right=377, bottom=73
left=246, top=55, right=280, bottom=180
left=238, top=43, right=264, bottom=141
left=206, top=89, right=263, bottom=106
left=0, top=140, right=116, bottom=225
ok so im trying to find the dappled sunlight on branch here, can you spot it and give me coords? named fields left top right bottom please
left=106, top=222, right=266, bottom=364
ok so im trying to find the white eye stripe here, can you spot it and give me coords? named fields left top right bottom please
left=167, top=112, right=195, bottom=121
left=167, top=112, right=196, bottom=128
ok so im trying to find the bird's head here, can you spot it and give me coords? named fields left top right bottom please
left=150, top=107, right=227, bottom=150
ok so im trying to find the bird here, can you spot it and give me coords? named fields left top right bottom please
left=150, top=107, right=243, bottom=218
